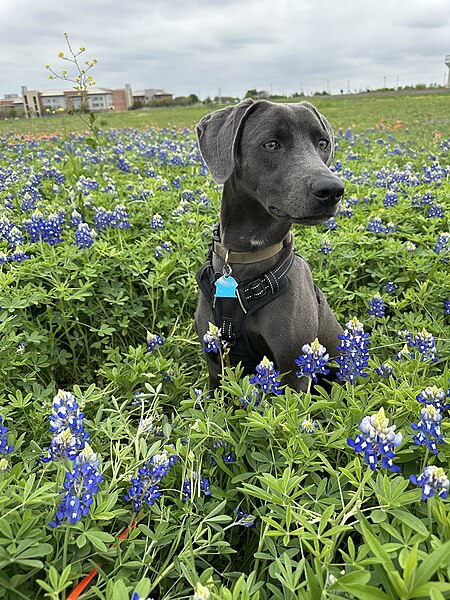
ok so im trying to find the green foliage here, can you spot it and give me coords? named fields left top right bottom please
left=0, top=96, right=449, bottom=599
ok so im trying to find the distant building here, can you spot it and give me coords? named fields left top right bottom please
left=132, top=88, right=173, bottom=105
left=0, top=93, right=23, bottom=111
left=20, top=84, right=134, bottom=118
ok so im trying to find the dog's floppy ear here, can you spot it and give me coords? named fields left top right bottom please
left=196, top=99, right=259, bottom=184
left=300, top=102, right=336, bottom=166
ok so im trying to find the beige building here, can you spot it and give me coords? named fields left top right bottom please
left=20, top=85, right=134, bottom=117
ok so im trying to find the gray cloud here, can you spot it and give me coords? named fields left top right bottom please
left=0, top=0, right=449, bottom=99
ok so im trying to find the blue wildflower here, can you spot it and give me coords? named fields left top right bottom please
left=43, top=390, right=89, bottom=462
left=152, top=214, right=165, bottom=229
left=411, top=329, right=438, bottom=362
left=367, top=217, right=385, bottom=233
left=146, top=331, right=164, bottom=352
left=383, top=191, right=398, bottom=207
left=235, top=507, right=255, bottom=527
left=0, top=416, right=13, bottom=455
left=183, top=474, right=212, bottom=502
left=295, top=338, right=330, bottom=382
left=336, top=317, right=370, bottom=384
left=445, top=299, right=450, bottom=315
left=319, top=240, right=332, bottom=255
left=223, top=452, right=235, bottom=463
left=49, top=444, right=102, bottom=527
left=75, top=223, right=97, bottom=249
left=347, top=407, right=402, bottom=472
left=411, top=405, right=445, bottom=455
left=300, top=417, right=318, bottom=433
left=111, top=205, right=131, bottom=229
left=427, top=204, right=444, bottom=218
left=434, top=233, right=449, bottom=261
left=93, top=207, right=112, bottom=231
left=124, top=451, right=177, bottom=512
left=203, top=322, right=222, bottom=354
left=250, top=356, right=283, bottom=395
left=410, top=465, right=449, bottom=501
left=416, top=385, right=450, bottom=412
left=69, top=209, right=83, bottom=226
left=385, top=281, right=398, bottom=294
left=368, top=293, right=385, bottom=317
left=324, top=217, right=338, bottom=229
left=375, top=363, right=396, bottom=380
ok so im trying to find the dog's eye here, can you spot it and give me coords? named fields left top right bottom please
left=262, top=140, right=280, bottom=152
left=318, top=139, right=329, bottom=150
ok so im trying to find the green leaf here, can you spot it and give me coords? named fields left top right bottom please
left=390, top=508, right=429, bottom=538
left=413, top=540, right=450, bottom=589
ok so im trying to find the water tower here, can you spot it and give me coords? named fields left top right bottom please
left=446, top=55, right=450, bottom=86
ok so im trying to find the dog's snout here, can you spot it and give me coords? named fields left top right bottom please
left=311, top=177, right=344, bottom=206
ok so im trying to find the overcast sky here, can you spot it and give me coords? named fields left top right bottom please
left=1, top=0, right=449, bottom=99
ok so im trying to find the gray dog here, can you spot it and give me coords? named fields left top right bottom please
left=195, top=99, right=344, bottom=391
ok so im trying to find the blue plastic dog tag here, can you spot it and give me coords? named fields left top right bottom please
left=214, top=275, right=238, bottom=298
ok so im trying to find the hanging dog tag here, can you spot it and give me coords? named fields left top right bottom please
left=214, top=274, right=238, bottom=298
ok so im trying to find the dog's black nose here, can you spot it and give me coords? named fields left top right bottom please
left=311, top=177, right=344, bottom=206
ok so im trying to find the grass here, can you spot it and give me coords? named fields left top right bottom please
left=1, top=92, right=449, bottom=136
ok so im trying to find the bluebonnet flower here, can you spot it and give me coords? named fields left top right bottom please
left=347, top=407, right=402, bottom=472
left=0, top=416, right=13, bottom=455
left=300, top=417, right=318, bottom=433
left=69, top=209, right=83, bottom=226
left=411, top=405, right=445, bottom=454
left=295, top=338, right=330, bottom=382
left=319, top=239, right=332, bottom=255
left=336, top=317, right=370, bottom=384
left=385, top=222, right=397, bottom=234
left=411, top=329, right=438, bottom=362
left=203, top=322, right=222, bottom=354
left=383, top=191, right=398, bottom=207
left=93, top=207, right=112, bottom=231
left=0, top=458, right=9, bottom=473
left=224, top=451, right=235, bottom=463
left=6, top=225, right=24, bottom=248
left=234, top=507, right=256, bottom=527
left=385, top=281, right=398, bottom=294
left=427, top=204, right=444, bottom=218
left=9, top=250, right=30, bottom=263
left=250, top=356, right=283, bottom=395
left=110, top=205, right=131, bottom=229
left=405, top=241, right=416, bottom=252
left=124, top=451, right=177, bottom=511
left=152, top=214, right=165, bottom=229
left=368, top=293, right=385, bottom=317
left=183, top=474, right=212, bottom=502
left=324, top=217, right=338, bottom=229
left=146, top=331, right=164, bottom=352
left=75, top=223, right=97, bottom=249
left=367, top=217, right=385, bottom=233
left=416, top=385, right=449, bottom=412
left=410, top=465, right=449, bottom=501
left=49, top=444, right=103, bottom=527
left=445, top=299, right=450, bottom=315
left=43, top=390, right=89, bottom=462
left=375, top=363, right=396, bottom=380
left=26, top=210, right=64, bottom=246
left=434, top=233, right=449, bottom=261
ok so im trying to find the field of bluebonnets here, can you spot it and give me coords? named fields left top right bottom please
left=0, top=94, right=450, bottom=600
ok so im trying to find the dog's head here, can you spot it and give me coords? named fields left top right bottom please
left=196, top=99, right=344, bottom=225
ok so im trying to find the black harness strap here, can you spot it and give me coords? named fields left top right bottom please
left=196, top=230, right=295, bottom=372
